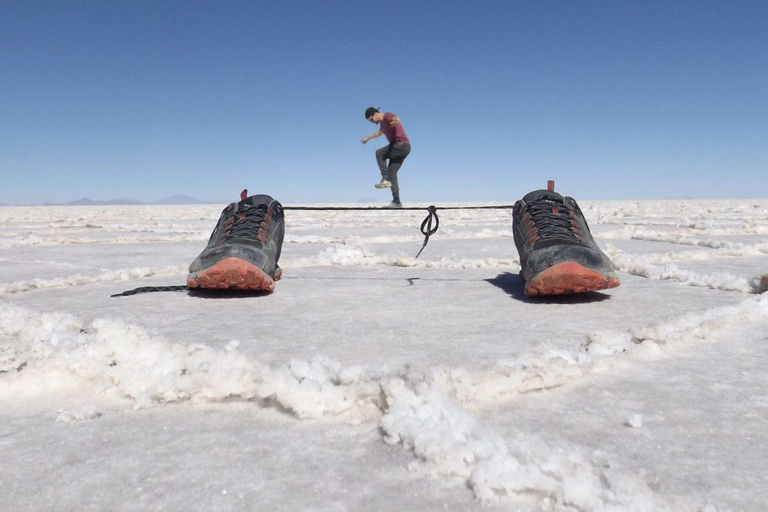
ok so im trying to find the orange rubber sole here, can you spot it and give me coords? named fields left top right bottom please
left=187, top=257, right=282, bottom=292
left=525, top=261, right=620, bottom=296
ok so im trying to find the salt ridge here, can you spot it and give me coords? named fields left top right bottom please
left=3, top=294, right=765, bottom=507
left=0, top=265, right=187, bottom=298
left=607, top=246, right=767, bottom=294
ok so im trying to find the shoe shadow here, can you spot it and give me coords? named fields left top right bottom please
left=485, top=272, right=526, bottom=299
left=186, top=289, right=274, bottom=299
left=486, top=272, right=613, bottom=304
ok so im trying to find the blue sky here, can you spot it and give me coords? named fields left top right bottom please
left=1, top=1, right=766, bottom=204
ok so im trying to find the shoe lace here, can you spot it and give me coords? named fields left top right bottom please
left=221, top=203, right=271, bottom=243
left=523, top=194, right=583, bottom=244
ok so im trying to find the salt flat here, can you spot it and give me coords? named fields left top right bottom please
left=1, top=198, right=767, bottom=511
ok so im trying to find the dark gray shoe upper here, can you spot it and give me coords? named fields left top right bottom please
left=513, top=189, right=616, bottom=281
left=189, top=194, right=285, bottom=277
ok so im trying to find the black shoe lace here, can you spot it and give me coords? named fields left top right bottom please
left=223, top=203, right=269, bottom=242
left=525, top=194, right=581, bottom=244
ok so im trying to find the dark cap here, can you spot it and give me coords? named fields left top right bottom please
left=364, top=107, right=379, bottom=119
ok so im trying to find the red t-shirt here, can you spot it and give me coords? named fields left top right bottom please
left=379, top=112, right=410, bottom=144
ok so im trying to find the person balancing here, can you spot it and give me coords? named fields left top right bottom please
left=360, top=107, right=411, bottom=208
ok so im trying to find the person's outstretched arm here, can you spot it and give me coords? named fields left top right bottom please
left=360, top=130, right=382, bottom=144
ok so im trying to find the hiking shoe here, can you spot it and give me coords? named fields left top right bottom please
left=513, top=188, right=620, bottom=296
left=187, top=192, right=284, bottom=292
left=375, top=179, right=392, bottom=189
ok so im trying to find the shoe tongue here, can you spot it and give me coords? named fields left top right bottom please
left=238, top=194, right=275, bottom=209
left=522, top=189, right=565, bottom=204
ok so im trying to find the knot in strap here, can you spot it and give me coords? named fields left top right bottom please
left=416, top=206, right=439, bottom=258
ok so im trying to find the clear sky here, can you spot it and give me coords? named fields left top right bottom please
left=2, top=1, right=767, bottom=205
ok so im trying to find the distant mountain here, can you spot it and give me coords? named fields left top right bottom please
left=29, top=195, right=224, bottom=206
left=67, top=197, right=144, bottom=205
left=152, top=194, right=205, bottom=205
left=153, top=195, right=229, bottom=204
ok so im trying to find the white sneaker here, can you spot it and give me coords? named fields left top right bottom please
left=388, top=201, right=403, bottom=208
left=375, top=179, right=392, bottom=189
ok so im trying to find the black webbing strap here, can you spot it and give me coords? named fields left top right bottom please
left=111, top=285, right=189, bottom=297
left=284, top=204, right=515, bottom=259
left=112, top=204, right=515, bottom=297
left=416, top=205, right=438, bottom=258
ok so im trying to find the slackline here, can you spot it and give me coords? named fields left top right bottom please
left=112, top=204, right=515, bottom=297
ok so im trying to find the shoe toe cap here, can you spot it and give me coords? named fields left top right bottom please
left=523, top=244, right=615, bottom=280
left=189, top=244, right=270, bottom=273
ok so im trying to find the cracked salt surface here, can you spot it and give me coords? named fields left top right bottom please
left=1, top=199, right=767, bottom=511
